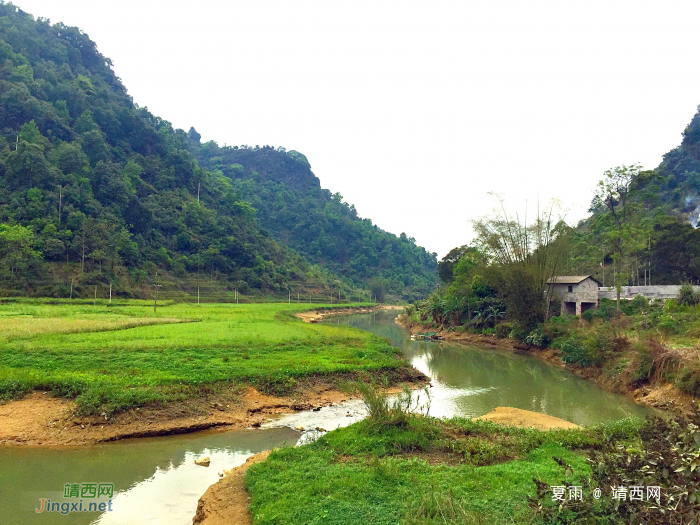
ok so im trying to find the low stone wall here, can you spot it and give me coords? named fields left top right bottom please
left=597, top=285, right=700, bottom=301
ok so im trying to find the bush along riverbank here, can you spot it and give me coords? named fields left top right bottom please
left=0, top=300, right=425, bottom=445
left=401, top=292, right=700, bottom=414
left=237, top=382, right=700, bottom=524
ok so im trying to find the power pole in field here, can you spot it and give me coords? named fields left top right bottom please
left=154, top=272, right=160, bottom=313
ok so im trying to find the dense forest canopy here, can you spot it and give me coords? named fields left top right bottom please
left=191, top=142, right=438, bottom=299
left=0, top=2, right=437, bottom=300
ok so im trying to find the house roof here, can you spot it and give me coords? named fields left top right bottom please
left=547, top=275, right=602, bottom=286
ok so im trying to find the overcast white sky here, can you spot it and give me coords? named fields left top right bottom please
left=13, top=0, right=700, bottom=257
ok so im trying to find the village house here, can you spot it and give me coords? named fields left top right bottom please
left=547, top=275, right=601, bottom=316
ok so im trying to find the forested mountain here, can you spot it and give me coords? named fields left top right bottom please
left=192, top=142, right=437, bottom=299
left=567, top=106, right=700, bottom=286
left=0, top=2, right=436, bottom=300
left=655, top=105, right=700, bottom=226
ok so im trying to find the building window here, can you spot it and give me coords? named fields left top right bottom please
left=568, top=285, right=573, bottom=293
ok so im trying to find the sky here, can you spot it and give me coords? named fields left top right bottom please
left=13, top=0, right=700, bottom=257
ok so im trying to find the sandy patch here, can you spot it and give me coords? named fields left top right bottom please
left=296, top=305, right=402, bottom=323
left=475, top=407, right=580, bottom=430
left=192, top=451, right=271, bottom=525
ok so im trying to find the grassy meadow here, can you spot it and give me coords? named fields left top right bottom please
left=246, top=413, right=644, bottom=524
left=0, top=299, right=403, bottom=415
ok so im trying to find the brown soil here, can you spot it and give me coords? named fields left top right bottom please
left=296, top=304, right=402, bottom=323
left=475, top=406, right=580, bottom=430
left=396, top=315, right=699, bottom=415
left=192, top=450, right=270, bottom=525
left=0, top=381, right=366, bottom=447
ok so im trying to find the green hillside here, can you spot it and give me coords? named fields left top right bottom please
left=0, top=2, right=436, bottom=300
left=192, top=142, right=438, bottom=299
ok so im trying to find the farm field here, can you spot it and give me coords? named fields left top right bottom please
left=0, top=299, right=407, bottom=417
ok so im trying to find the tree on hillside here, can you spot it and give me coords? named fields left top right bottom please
left=591, top=164, right=651, bottom=312
left=472, top=196, right=568, bottom=328
left=437, top=245, right=469, bottom=283
left=0, top=223, right=40, bottom=274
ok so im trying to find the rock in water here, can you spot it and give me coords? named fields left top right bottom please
left=195, top=456, right=210, bottom=467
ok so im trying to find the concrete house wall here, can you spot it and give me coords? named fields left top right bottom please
left=548, top=276, right=600, bottom=316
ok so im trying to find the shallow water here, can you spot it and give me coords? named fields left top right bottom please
left=0, top=310, right=648, bottom=524
left=0, top=427, right=298, bottom=525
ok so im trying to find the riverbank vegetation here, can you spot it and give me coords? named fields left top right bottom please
left=404, top=287, right=700, bottom=399
left=245, top=381, right=700, bottom=524
left=409, top=143, right=700, bottom=403
left=0, top=299, right=413, bottom=416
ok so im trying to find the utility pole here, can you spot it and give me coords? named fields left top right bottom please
left=288, top=287, right=291, bottom=304
left=109, top=284, right=112, bottom=304
left=197, top=286, right=200, bottom=305
left=69, top=279, right=73, bottom=299
left=57, top=185, right=62, bottom=226
left=154, top=271, right=159, bottom=313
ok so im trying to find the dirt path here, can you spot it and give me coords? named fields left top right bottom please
left=475, top=407, right=580, bottom=430
left=192, top=450, right=270, bottom=525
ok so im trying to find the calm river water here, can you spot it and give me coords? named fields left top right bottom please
left=0, top=310, right=648, bottom=524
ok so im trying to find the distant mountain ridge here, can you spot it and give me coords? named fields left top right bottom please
left=0, top=2, right=436, bottom=299
left=192, top=142, right=438, bottom=299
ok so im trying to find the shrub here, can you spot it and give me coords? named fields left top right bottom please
left=530, top=411, right=700, bottom=524
left=493, top=322, right=513, bottom=339
left=524, top=326, right=549, bottom=348
left=560, top=336, right=595, bottom=367
left=679, top=283, right=700, bottom=306
left=623, top=294, right=649, bottom=315
left=632, top=338, right=681, bottom=385
left=677, top=363, right=700, bottom=396
left=657, top=314, right=680, bottom=336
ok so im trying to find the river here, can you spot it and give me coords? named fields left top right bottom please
left=0, top=310, right=648, bottom=524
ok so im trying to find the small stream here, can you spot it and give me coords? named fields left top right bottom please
left=0, top=311, right=648, bottom=524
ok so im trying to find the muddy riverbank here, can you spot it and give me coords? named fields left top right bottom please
left=0, top=368, right=426, bottom=446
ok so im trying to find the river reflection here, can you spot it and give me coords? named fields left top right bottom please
left=326, top=310, right=649, bottom=426
left=0, top=427, right=298, bottom=525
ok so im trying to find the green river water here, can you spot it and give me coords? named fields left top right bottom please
left=0, top=310, right=648, bottom=524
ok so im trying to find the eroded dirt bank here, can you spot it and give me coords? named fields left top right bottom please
left=192, top=450, right=270, bottom=525
left=396, top=315, right=697, bottom=415
left=0, top=368, right=427, bottom=446
left=295, top=304, right=402, bottom=323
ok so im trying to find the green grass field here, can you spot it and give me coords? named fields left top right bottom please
left=0, top=299, right=404, bottom=415
left=246, top=416, right=643, bottom=524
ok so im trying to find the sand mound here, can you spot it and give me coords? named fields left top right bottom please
left=475, top=407, right=580, bottom=430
